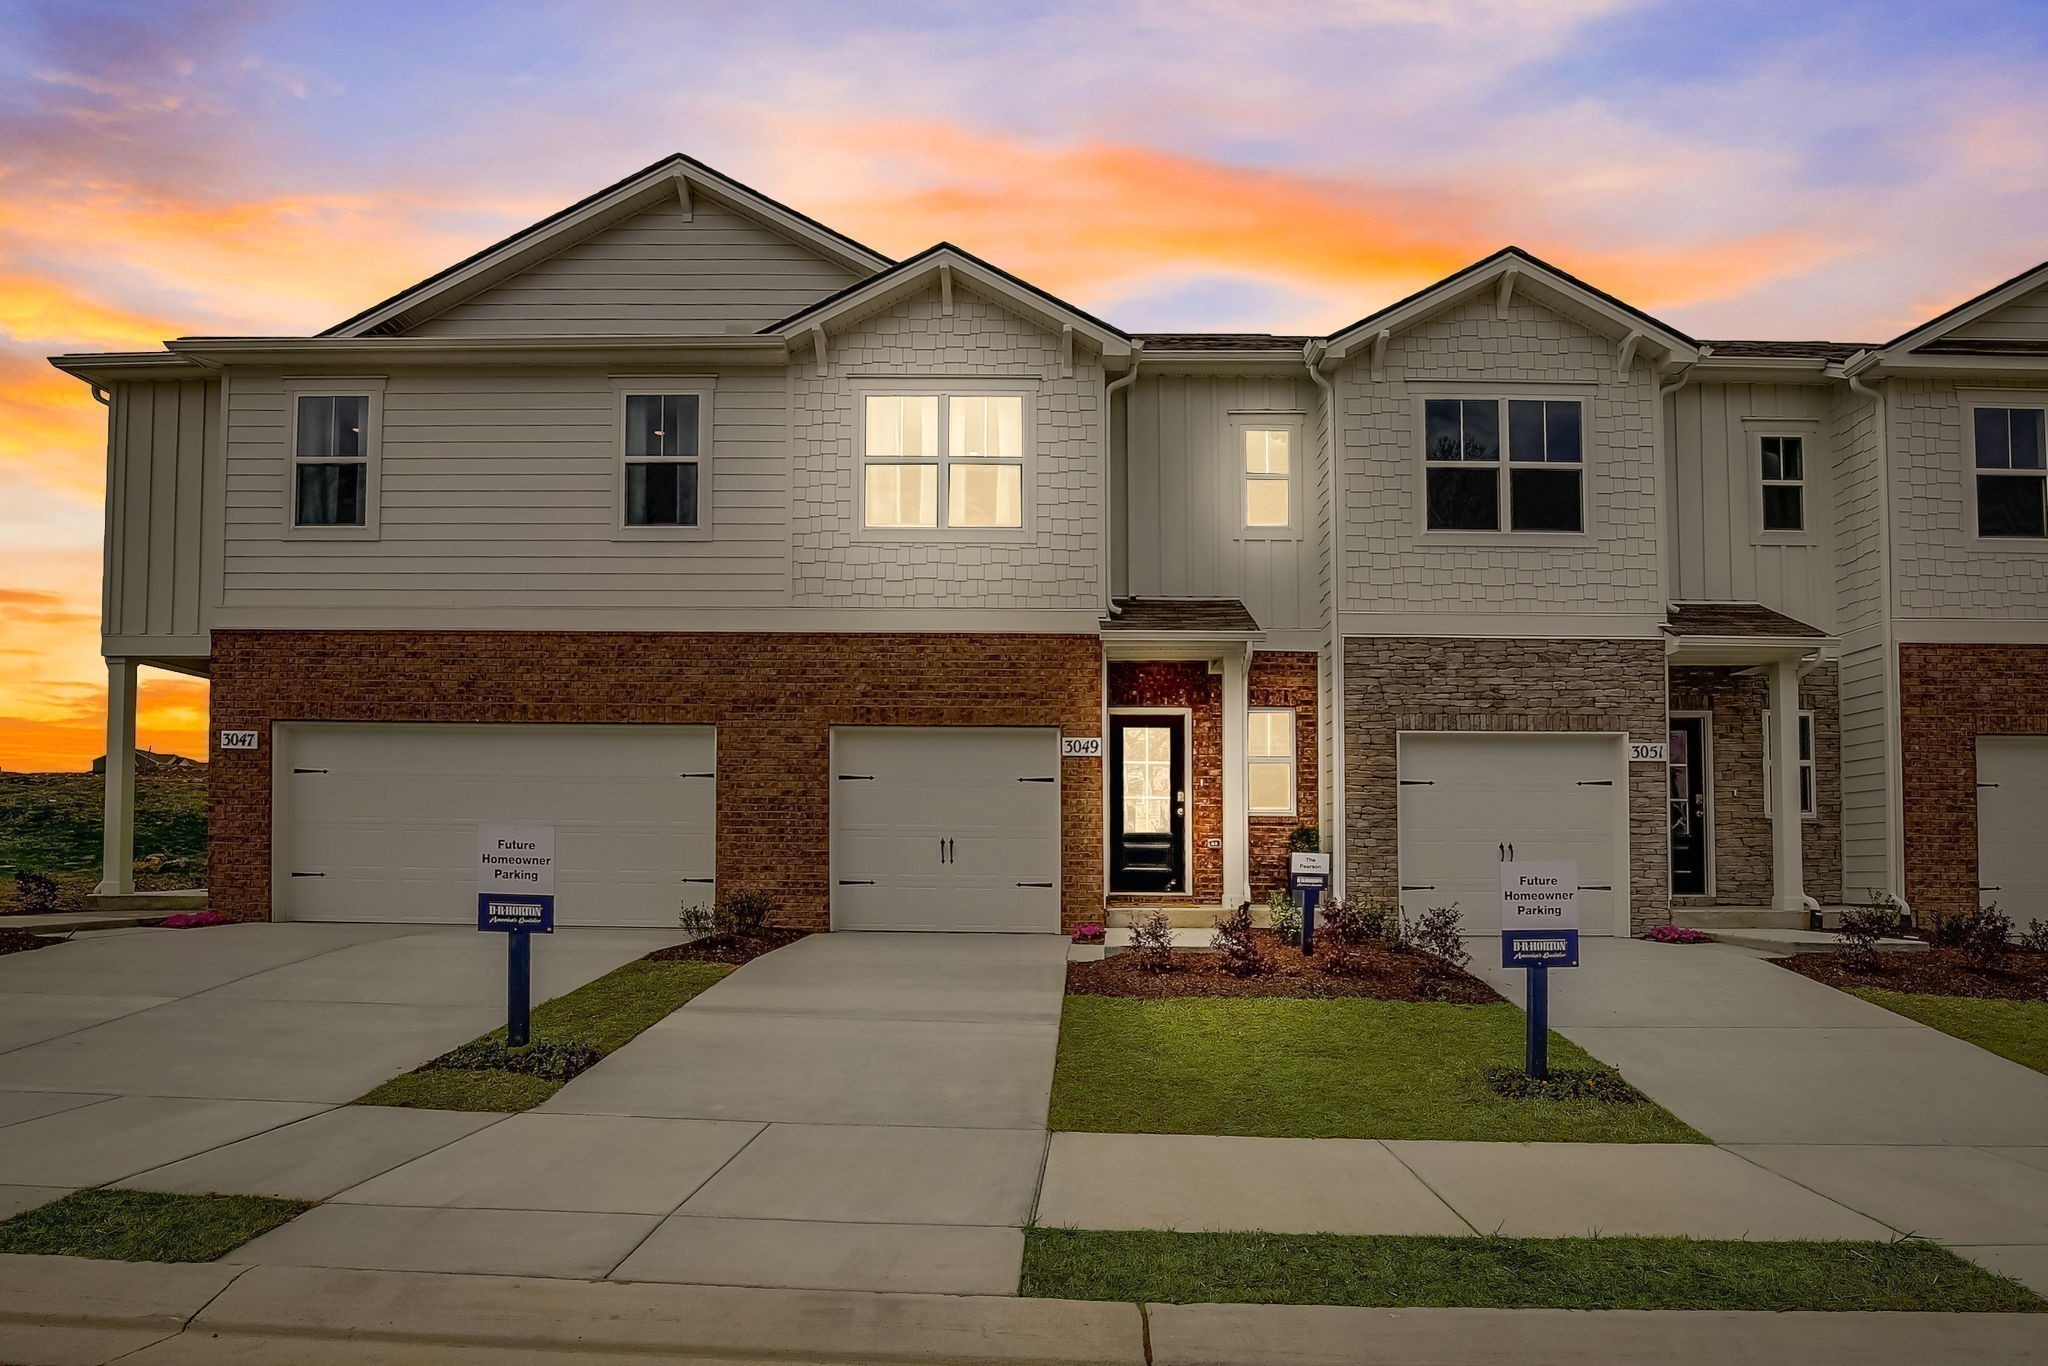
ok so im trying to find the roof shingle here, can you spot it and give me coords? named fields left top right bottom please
left=1666, top=603, right=1827, bottom=638
left=1101, top=598, right=1261, bottom=633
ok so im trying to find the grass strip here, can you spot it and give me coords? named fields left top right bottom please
left=1852, top=989, right=2048, bottom=1076
left=1022, top=1228, right=2047, bottom=1312
left=355, top=958, right=733, bottom=1113
left=0, top=1189, right=309, bottom=1262
left=1050, top=996, right=1704, bottom=1143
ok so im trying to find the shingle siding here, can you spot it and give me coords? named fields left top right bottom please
left=1891, top=379, right=2048, bottom=618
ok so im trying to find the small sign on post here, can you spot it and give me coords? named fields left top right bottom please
left=1289, top=852, right=1330, bottom=955
left=477, top=824, right=555, bottom=1047
left=1500, top=858, right=1578, bottom=1078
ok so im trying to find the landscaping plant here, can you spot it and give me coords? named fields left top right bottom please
left=1644, top=924, right=1712, bottom=945
left=1071, top=922, right=1106, bottom=945
left=1834, top=904, right=1900, bottom=969
left=1409, top=904, right=1471, bottom=972
left=2024, top=919, right=2048, bottom=954
left=1210, top=904, right=1268, bottom=977
left=1128, top=908, right=1177, bottom=972
left=12, top=871, right=57, bottom=915
left=1287, top=825, right=1320, bottom=853
left=1485, top=1065, right=1647, bottom=1104
left=1265, top=889, right=1301, bottom=946
left=1959, top=905, right=2015, bottom=968
left=713, top=889, right=774, bottom=937
left=1316, top=899, right=1380, bottom=976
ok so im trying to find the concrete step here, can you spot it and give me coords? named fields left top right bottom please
left=1712, top=927, right=1927, bottom=956
left=1669, top=907, right=1808, bottom=931
left=86, top=889, right=208, bottom=915
left=3, top=909, right=172, bottom=933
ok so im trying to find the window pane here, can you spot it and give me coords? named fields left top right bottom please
left=1978, top=474, right=2046, bottom=537
left=865, top=463, right=938, bottom=527
left=296, top=395, right=366, bottom=459
left=1798, top=714, right=1814, bottom=762
left=663, top=395, right=699, bottom=458
left=1762, top=485, right=1804, bottom=532
left=1776, top=435, right=1803, bottom=481
left=1248, top=761, right=1293, bottom=814
left=1427, top=467, right=1499, bottom=530
left=1245, top=477, right=1290, bottom=527
left=1244, top=429, right=1290, bottom=475
left=949, top=396, right=1022, bottom=459
left=295, top=462, right=365, bottom=526
left=1761, top=436, right=1783, bottom=483
left=1249, top=710, right=1293, bottom=759
left=1800, top=765, right=1814, bottom=815
left=626, top=395, right=698, bottom=459
left=1509, top=468, right=1582, bottom=532
left=1545, top=402, right=1581, bottom=462
left=1425, top=400, right=1461, bottom=461
left=626, top=395, right=661, bottom=458
left=2014, top=409, right=2046, bottom=471
left=1508, top=400, right=1545, bottom=462
left=866, top=396, right=938, bottom=458
left=1976, top=408, right=2012, bottom=470
left=296, top=396, right=332, bottom=457
left=946, top=462, right=1022, bottom=527
left=624, top=460, right=698, bottom=527
left=1460, top=399, right=1499, bottom=461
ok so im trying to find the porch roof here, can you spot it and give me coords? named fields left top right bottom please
left=1665, top=603, right=1826, bottom=639
left=1101, top=597, right=1261, bottom=634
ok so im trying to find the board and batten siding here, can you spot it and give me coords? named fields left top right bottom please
left=104, top=377, right=217, bottom=649
left=407, top=196, right=863, bottom=338
left=1667, top=381, right=1836, bottom=631
left=1890, top=378, right=2048, bottom=620
left=1122, top=372, right=1322, bottom=632
left=220, top=367, right=792, bottom=617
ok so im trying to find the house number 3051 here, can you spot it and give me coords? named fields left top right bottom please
left=1629, top=741, right=1668, bottom=763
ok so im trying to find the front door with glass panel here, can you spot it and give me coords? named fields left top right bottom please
left=1669, top=716, right=1708, bottom=896
left=1110, top=715, right=1187, bottom=894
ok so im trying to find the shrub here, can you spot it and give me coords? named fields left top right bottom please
left=2022, top=919, right=2048, bottom=954
left=1834, top=905, right=1900, bottom=969
left=1377, top=905, right=1411, bottom=954
left=1265, top=890, right=1301, bottom=946
left=1485, top=1066, right=1647, bottom=1104
left=429, top=1039, right=602, bottom=1082
left=13, top=872, right=58, bottom=914
left=1645, top=924, right=1712, bottom=945
left=1209, top=904, right=1268, bottom=977
left=1287, top=825, right=1320, bottom=853
left=1409, top=904, right=1471, bottom=972
left=160, top=911, right=228, bottom=929
left=678, top=902, right=714, bottom=939
left=1957, top=905, right=2014, bottom=969
left=1128, top=909, right=1177, bottom=973
left=1317, top=899, right=1379, bottom=976
left=712, top=890, right=774, bottom=938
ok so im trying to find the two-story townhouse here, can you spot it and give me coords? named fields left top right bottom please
left=49, top=153, right=2048, bottom=939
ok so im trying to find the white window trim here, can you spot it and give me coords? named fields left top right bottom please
left=611, top=376, right=715, bottom=541
left=1961, top=388, right=2048, bottom=552
left=1763, top=709, right=1817, bottom=820
left=284, top=378, right=385, bottom=541
left=854, top=380, right=1036, bottom=542
left=1230, top=414, right=1305, bottom=541
left=1247, top=706, right=1298, bottom=817
left=1415, top=391, right=1593, bottom=545
left=1749, top=422, right=1819, bottom=546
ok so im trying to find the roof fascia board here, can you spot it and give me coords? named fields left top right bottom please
left=49, top=352, right=210, bottom=383
left=1693, top=355, right=1839, bottom=384
left=1134, top=349, right=1313, bottom=372
left=1856, top=351, right=2048, bottom=379
left=164, top=335, right=790, bottom=368
left=1878, top=260, right=2048, bottom=355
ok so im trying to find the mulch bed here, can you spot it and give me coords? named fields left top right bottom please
left=645, top=927, right=812, bottom=967
left=1067, top=930, right=1502, bottom=1004
left=0, top=930, right=55, bottom=958
left=1777, top=946, right=2048, bottom=1001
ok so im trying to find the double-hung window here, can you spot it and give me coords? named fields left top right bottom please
left=620, top=390, right=705, bottom=530
left=1762, top=710, right=1816, bottom=818
left=1247, top=708, right=1297, bottom=815
left=290, top=385, right=379, bottom=533
left=1424, top=397, right=1583, bottom=533
left=1759, top=435, right=1805, bottom=533
left=1241, top=427, right=1295, bottom=532
left=1972, top=405, right=2047, bottom=539
left=862, top=392, right=1025, bottom=531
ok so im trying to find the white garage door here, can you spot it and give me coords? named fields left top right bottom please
left=1979, top=736, right=2048, bottom=925
left=276, top=724, right=714, bottom=927
left=1397, top=732, right=1626, bottom=935
left=831, top=727, right=1060, bottom=933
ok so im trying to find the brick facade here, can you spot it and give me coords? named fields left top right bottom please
left=1898, top=643, right=2048, bottom=919
left=1343, top=637, right=1670, bottom=933
left=1248, top=651, right=1321, bottom=899
left=208, top=630, right=1104, bottom=932
left=1668, top=663, right=1841, bottom=905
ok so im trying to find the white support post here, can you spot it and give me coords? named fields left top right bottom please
left=1220, top=649, right=1250, bottom=909
left=1768, top=656, right=1805, bottom=916
left=96, top=659, right=138, bottom=898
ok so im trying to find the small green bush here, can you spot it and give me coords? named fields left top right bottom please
left=1211, top=904, right=1268, bottom=977
left=1128, top=909, right=1177, bottom=972
left=429, top=1039, right=601, bottom=1081
left=1485, top=1066, right=1647, bottom=1104
left=713, top=889, right=774, bottom=937
left=1265, top=889, right=1301, bottom=945
left=1410, top=904, right=1471, bottom=971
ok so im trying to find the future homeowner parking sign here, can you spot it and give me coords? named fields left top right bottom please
left=1500, top=859, right=1578, bottom=967
left=477, top=824, right=555, bottom=932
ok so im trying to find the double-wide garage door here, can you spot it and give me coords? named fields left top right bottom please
left=1397, top=732, right=1626, bottom=935
left=276, top=724, right=715, bottom=927
left=1979, top=736, right=2048, bottom=926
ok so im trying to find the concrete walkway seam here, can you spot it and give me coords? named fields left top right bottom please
left=1376, top=1139, right=1484, bottom=1237
left=596, top=1119, right=773, bottom=1279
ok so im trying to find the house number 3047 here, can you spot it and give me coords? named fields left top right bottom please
left=219, top=730, right=261, bottom=751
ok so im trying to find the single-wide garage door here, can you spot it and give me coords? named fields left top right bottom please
left=1397, top=732, right=1626, bottom=935
left=1979, top=736, right=2048, bottom=925
left=276, top=723, right=714, bottom=927
left=832, top=727, right=1060, bottom=932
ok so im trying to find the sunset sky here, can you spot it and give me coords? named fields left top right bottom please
left=4, top=0, right=2048, bottom=770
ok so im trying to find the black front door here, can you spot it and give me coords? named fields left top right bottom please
left=1670, top=716, right=1708, bottom=896
left=1110, top=714, right=1186, bottom=894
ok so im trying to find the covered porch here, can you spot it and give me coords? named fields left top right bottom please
left=92, top=653, right=211, bottom=914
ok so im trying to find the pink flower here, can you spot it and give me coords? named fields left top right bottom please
left=1071, top=923, right=1106, bottom=944
left=160, top=911, right=230, bottom=929
left=1645, top=924, right=1711, bottom=944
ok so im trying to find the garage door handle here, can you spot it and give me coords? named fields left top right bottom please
left=1978, top=782, right=2000, bottom=788
left=1399, top=779, right=1433, bottom=786
left=837, top=775, right=875, bottom=781
left=1577, top=780, right=1614, bottom=786
left=1582, top=885, right=1613, bottom=891
left=1400, top=884, right=1434, bottom=891
left=290, top=871, right=325, bottom=878
left=680, top=772, right=714, bottom=779
left=292, top=768, right=327, bottom=774
left=1018, top=776, right=1055, bottom=783
left=1016, top=881, right=1053, bottom=888
left=838, top=879, right=877, bottom=886
left=1980, top=885, right=2002, bottom=891
left=679, top=877, right=714, bottom=884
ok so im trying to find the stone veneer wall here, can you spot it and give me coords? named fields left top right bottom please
left=209, top=630, right=1104, bottom=931
left=1343, top=637, right=1670, bottom=933
left=1668, top=664, right=1841, bottom=904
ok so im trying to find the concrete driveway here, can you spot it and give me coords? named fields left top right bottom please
left=231, top=933, right=1071, bottom=1294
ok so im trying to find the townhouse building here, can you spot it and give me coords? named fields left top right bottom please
left=52, top=154, right=2048, bottom=937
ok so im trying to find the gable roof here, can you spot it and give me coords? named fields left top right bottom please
left=765, top=242, right=1133, bottom=358
left=323, top=153, right=894, bottom=338
left=1321, top=246, right=1700, bottom=366
left=1877, top=258, right=2048, bottom=355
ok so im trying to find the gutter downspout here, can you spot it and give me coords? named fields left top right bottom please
left=1304, top=340, right=1343, bottom=898
left=1846, top=360, right=1909, bottom=918
left=1102, top=345, right=1143, bottom=622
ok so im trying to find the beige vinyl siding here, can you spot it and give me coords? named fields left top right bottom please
left=408, top=196, right=862, bottom=337
left=1830, top=383, right=1888, bottom=635
left=104, top=378, right=216, bottom=646
left=1829, top=380, right=1895, bottom=901
left=1123, top=372, right=1321, bottom=631
left=1836, top=640, right=1895, bottom=899
left=1945, top=284, right=2048, bottom=343
left=221, top=367, right=791, bottom=612
left=1668, top=381, right=1835, bottom=630
left=1890, top=378, right=2048, bottom=619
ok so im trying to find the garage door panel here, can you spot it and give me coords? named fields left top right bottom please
left=1979, top=737, right=2048, bottom=924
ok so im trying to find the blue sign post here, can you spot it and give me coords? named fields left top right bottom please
left=1500, top=860, right=1579, bottom=1080
left=1289, top=853, right=1331, bottom=955
left=478, top=825, right=556, bottom=1048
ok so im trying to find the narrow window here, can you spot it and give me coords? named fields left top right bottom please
left=1423, top=398, right=1500, bottom=531
left=1506, top=398, right=1583, bottom=533
left=1763, top=710, right=1816, bottom=818
left=863, top=393, right=1025, bottom=530
left=946, top=395, right=1024, bottom=528
left=293, top=395, right=369, bottom=527
left=1974, top=406, right=2047, bottom=538
left=1759, top=435, right=1805, bottom=532
left=1247, top=708, right=1297, bottom=815
left=623, top=394, right=701, bottom=527
left=1243, top=428, right=1293, bottom=530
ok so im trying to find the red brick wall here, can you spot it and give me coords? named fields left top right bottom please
left=1106, top=661, right=1221, bottom=904
left=1249, top=651, right=1320, bottom=900
left=1899, top=643, right=2048, bottom=920
left=208, top=630, right=1104, bottom=931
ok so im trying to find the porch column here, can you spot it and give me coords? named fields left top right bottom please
left=96, top=659, right=137, bottom=898
left=1220, top=649, right=1250, bottom=907
left=1768, top=655, right=1805, bottom=916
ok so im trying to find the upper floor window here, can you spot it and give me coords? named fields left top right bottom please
left=1242, top=428, right=1293, bottom=531
left=623, top=393, right=701, bottom=527
left=1763, top=710, right=1816, bottom=818
left=1247, top=708, right=1297, bottom=815
left=1424, top=397, right=1583, bottom=534
left=292, top=390, right=376, bottom=531
left=1973, top=405, right=2046, bottom=539
left=1759, top=435, right=1805, bottom=532
left=862, top=392, right=1025, bottom=531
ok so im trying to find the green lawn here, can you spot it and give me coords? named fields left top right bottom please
left=1022, top=1228, right=2046, bottom=1312
left=1853, top=989, right=2048, bottom=1076
left=0, top=1189, right=308, bottom=1262
left=1049, top=997, right=1703, bottom=1143
left=356, top=958, right=732, bottom=1112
